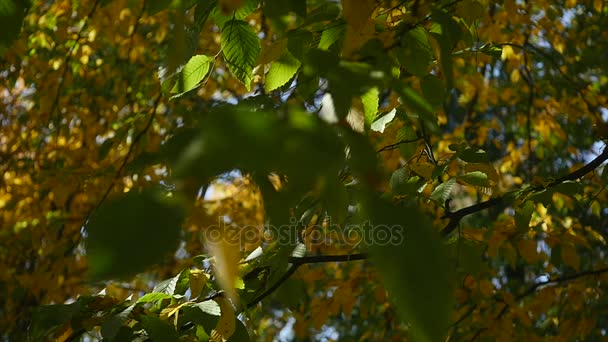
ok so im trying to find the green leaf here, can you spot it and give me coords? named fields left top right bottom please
left=322, top=180, right=348, bottom=225
left=458, top=171, right=489, bottom=187
left=371, top=109, right=396, bottom=133
left=140, top=315, right=180, bottom=342
left=479, top=44, right=503, bottom=58
left=195, top=300, right=221, bottom=316
left=420, top=74, right=446, bottom=109
left=397, top=125, right=419, bottom=160
left=31, top=301, right=84, bottom=339
left=287, top=29, right=313, bottom=60
left=361, top=86, right=379, bottom=126
left=398, top=87, right=436, bottom=124
left=102, top=304, right=135, bottom=341
left=458, top=148, right=489, bottom=163
left=154, top=273, right=181, bottom=294
left=265, top=51, right=301, bottom=92
left=231, top=318, right=251, bottom=342
left=221, top=20, right=261, bottom=90
left=396, top=26, right=432, bottom=76
left=552, top=181, right=584, bottom=197
left=364, top=196, right=451, bottom=342
left=430, top=178, right=456, bottom=205
left=98, top=138, right=115, bottom=160
left=137, top=292, right=174, bottom=303
left=195, top=0, right=217, bottom=28
left=0, top=0, right=29, bottom=55
left=318, top=22, right=346, bottom=50
left=86, top=190, right=184, bottom=280
left=171, top=54, right=213, bottom=97
left=515, top=200, right=534, bottom=232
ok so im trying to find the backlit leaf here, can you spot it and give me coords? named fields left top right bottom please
left=361, top=86, right=379, bottom=126
left=221, top=20, right=261, bottom=89
left=265, top=51, right=300, bottom=92
left=371, top=108, right=396, bottom=133
left=171, top=54, right=213, bottom=97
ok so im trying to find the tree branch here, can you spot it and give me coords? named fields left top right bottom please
left=516, top=266, right=608, bottom=303
left=440, top=146, right=608, bottom=237
left=377, top=138, right=422, bottom=153
left=288, top=253, right=368, bottom=264
left=245, top=253, right=368, bottom=309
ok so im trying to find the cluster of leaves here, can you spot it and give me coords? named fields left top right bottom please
left=1, top=0, right=608, bottom=341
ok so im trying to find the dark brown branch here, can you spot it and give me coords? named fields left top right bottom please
left=245, top=253, right=368, bottom=309
left=377, top=138, right=422, bottom=153
left=549, top=147, right=608, bottom=185
left=288, top=253, right=368, bottom=264
left=466, top=267, right=608, bottom=341
left=448, top=303, right=478, bottom=330
left=440, top=198, right=503, bottom=237
left=440, top=146, right=608, bottom=237
left=516, top=266, right=608, bottom=303
left=246, top=264, right=298, bottom=309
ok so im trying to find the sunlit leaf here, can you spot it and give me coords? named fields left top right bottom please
left=371, top=108, right=396, bottom=133
left=137, top=292, right=174, bottom=303
left=170, top=54, right=213, bottom=97
left=431, top=178, right=456, bottom=205
left=195, top=300, right=221, bottom=316
left=265, top=51, right=300, bottom=92
left=458, top=171, right=489, bottom=187
left=318, top=21, right=346, bottom=50
left=221, top=19, right=261, bottom=89
left=361, top=86, right=379, bottom=126
left=154, top=273, right=182, bottom=295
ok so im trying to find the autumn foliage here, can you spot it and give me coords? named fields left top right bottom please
left=1, top=0, right=608, bottom=341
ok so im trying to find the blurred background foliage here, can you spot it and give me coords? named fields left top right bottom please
left=1, top=0, right=608, bottom=341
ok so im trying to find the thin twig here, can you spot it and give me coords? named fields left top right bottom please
left=289, top=253, right=368, bottom=264
left=245, top=253, right=368, bottom=309
left=377, top=137, right=422, bottom=152
left=440, top=146, right=608, bottom=237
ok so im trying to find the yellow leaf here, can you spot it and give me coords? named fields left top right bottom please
left=341, top=0, right=376, bottom=57
left=561, top=244, right=580, bottom=271
left=258, top=39, right=287, bottom=65
left=311, top=297, right=330, bottom=330
left=189, top=269, right=210, bottom=299
left=501, top=45, right=515, bottom=60
left=55, top=325, right=73, bottom=342
left=206, top=224, right=241, bottom=304
left=160, top=304, right=181, bottom=325
left=517, top=238, right=538, bottom=263
left=211, top=297, right=236, bottom=342
left=409, top=161, right=435, bottom=179
left=510, top=69, right=521, bottom=83
left=463, top=275, right=476, bottom=290
left=479, top=279, right=494, bottom=297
